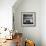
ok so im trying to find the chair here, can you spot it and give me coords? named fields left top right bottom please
left=14, top=33, right=23, bottom=46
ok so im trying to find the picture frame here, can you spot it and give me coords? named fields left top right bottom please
left=21, top=12, right=36, bottom=27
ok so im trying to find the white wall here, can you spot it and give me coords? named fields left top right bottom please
left=0, top=0, right=16, bottom=29
left=13, top=0, right=41, bottom=46
left=41, top=0, right=46, bottom=46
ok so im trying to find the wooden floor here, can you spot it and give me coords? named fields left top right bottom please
left=0, top=39, right=16, bottom=46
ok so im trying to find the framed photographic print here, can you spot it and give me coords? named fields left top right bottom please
left=21, top=12, right=36, bottom=27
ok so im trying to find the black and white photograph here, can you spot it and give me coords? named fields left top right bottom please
left=23, top=14, right=33, bottom=24
left=21, top=12, right=36, bottom=27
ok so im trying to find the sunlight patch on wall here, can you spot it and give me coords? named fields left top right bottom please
left=0, top=0, right=17, bottom=30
